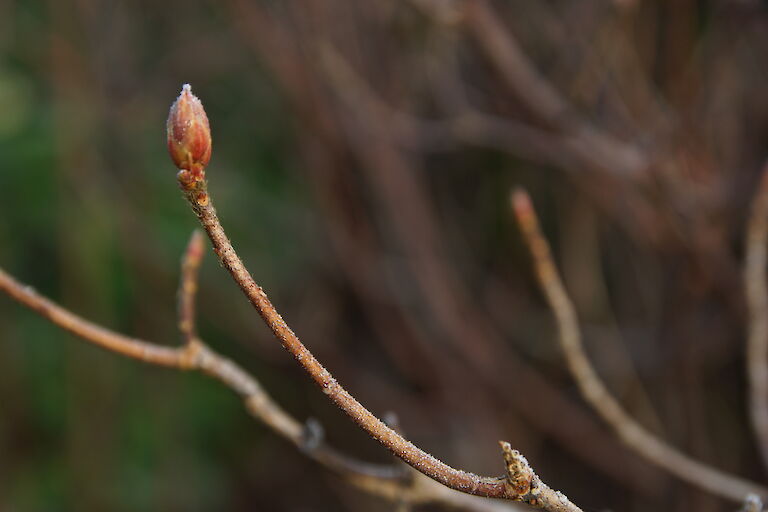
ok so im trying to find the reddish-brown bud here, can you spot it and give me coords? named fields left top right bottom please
left=167, top=84, right=212, bottom=172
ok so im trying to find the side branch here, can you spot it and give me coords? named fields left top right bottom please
left=0, top=245, right=522, bottom=511
left=0, top=268, right=185, bottom=367
left=745, top=163, right=768, bottom=467
left=0, top=264, right=408, bottom=503
left=511, top=189, right=768, bottom=503
left=179, top=229, right=205, bottom=345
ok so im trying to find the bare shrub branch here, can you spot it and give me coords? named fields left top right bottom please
left=177, top=167, right=581, bottom=509
left=178, top=229, right=205, bottom=345
left=1, top=256, right=521, bottom=511
left=511, top=188, right=768, bottom=503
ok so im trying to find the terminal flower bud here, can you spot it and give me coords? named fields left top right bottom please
left=167, top=84, right=211, bottom=173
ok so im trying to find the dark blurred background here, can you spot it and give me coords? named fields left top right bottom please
left=1, top=1, right=768, bottom=510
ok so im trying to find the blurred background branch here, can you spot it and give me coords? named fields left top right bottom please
left=745, top=163, right=768, bottom=470
left=512, top=188, right=767, bottom=502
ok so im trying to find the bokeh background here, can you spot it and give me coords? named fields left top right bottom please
left=1, top=1, right=768, bottom=510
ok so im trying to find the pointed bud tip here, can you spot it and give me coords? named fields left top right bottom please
left=510, top=188, right=532, bottom=215
left=177, top=83, right=194, bottom=103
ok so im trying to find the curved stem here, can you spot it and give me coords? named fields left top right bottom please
left=180, top=179, right=582, bottom=511
left=512, top=188, right=768, bottom=503
left=183, top=185, right=505, bottom=497
left=179, top=229, right=205, bottom=345
left=0, top=268, right=184, bottom=367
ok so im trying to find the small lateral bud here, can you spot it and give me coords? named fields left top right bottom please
left=167, top=84, right=212, bottom=174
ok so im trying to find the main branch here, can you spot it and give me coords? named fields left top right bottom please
left=180, top=181, right=514, bottom=499
left=169, top=83, right=582, bottom=510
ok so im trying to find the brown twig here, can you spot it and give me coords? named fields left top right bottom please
left=0, top=260, right=390, bottom=476
left=315, top=42, right=664, bottom=496
left=224, top=3, right=668, bottom=493
left=0, top=267, right=403, bottom=504
left=745, top=163, right=768, bottom=468
left=0, top=267, right=187, bottom=368
left=173, top=232, right=414, bottom=486
left=181, top=181, right=501, bottom=494
left=0, top=238, right=527, bottom=511
left=178, top=229, right=205, bottom=345
left=177, top=165, right=581, bottom=510
left=511, top=188, right=768, bottom=503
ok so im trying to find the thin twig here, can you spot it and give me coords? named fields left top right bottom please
left=181, top=183, right=503, bottom=494
left=178, top=229, right=205, bottom=345
left=313, top=42, right=666, bottom=496
left=0, top=245, right=524, bottom=511
left=0, top=270, right=387, bottom=496
left=168, top=81, right=572, bottom=507
left=173, top=232, right=410, bottom=485
left=511, top=188, right=768, bottom=503
left=178, top=171, right=581, bottom=510
left=745, top=163, right=768, bottom=468
left=0, top=263, right=388, bottom=476
left=0, top=268, right=187, bottom=368
left=225, top=3, right=670, bottom=492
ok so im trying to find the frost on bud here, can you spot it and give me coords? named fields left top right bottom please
left=167, top=84, right=212, bottom=176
